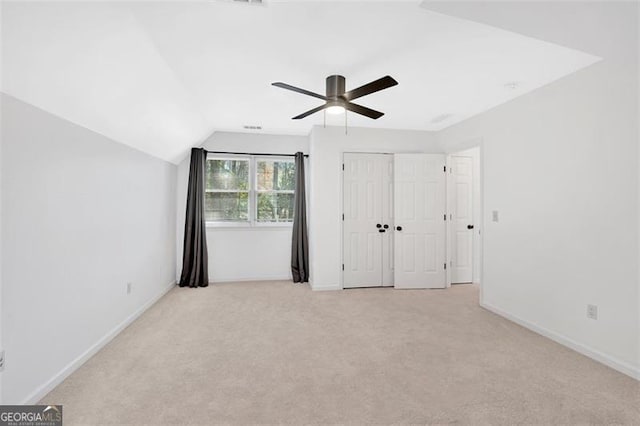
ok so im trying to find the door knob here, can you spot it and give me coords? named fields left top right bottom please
left=467, top=224, right=474, bottom=230
left=383, top=224, right=389, bottom=229
left=396, top=226, right=402, bottom=231
left=376, top=224, right=382, bottom=228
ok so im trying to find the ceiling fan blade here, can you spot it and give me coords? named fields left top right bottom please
left=272, top=82, right=328, bottom=101
left=343, top=76, right=398, bottom=101
left=344, top=102, right=384, bottom=119
left=292, top=104, right=328, bottom=120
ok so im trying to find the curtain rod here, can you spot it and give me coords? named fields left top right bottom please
left=205, top=150, right=309, bottom=158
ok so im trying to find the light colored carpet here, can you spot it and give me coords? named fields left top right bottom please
left=41, top=281, right=639, bottom=425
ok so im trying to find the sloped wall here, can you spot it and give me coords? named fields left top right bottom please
left=1, top=94, right=177, bottom=403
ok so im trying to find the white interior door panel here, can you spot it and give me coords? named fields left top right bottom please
left=393, top=154, right=446, bottom=289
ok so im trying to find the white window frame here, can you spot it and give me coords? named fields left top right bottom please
left=205, top=154, right=295, bottom=228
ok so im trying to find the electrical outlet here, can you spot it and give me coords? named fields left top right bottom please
left=492, top=210, right=499, bottom=222
left=587, top=304, right=598, bottom=320
left=126, top=282, right=132, bottom=295
left=0, top=350, right=5, bottom=372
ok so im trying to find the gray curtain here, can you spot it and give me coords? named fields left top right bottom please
left=179, top=148, right=209, bottom=288
left=291, top=152, right=309, bottom=283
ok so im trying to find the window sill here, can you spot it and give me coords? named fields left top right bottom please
left=205, top=222, right=293, bottom=230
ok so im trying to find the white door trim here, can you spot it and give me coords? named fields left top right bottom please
left=446, top=155, right=453, bottom=288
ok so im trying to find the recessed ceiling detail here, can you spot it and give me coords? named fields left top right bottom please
left=504, top=81, right=523, bottom=90
left=0, top=2, right=601, bottom=163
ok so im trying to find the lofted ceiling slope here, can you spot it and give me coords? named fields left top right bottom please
left=1, top=1, right=600, bottom=163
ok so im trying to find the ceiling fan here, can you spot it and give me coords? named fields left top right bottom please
left=272, top=75, right=398, bottom=120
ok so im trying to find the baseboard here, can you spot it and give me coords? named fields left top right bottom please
left=21, top=280, right=176, bottom=405
left=480, top=301, right=640, bottom=381
left=310, top=282, right=341, bottom=291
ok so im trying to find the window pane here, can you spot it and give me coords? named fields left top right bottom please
left=206, top=159, right=249, bottom=190
left=257, top=192, right=295, bottom=222
left=205, top=192, right=249, bottom=221
left=256, top=160, right=296, bottom=191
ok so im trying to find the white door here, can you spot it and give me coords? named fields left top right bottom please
left=343, top=153, right=393, bottom=288
left=394, top=154, right=446, bottom=289
left=381, top=155, right=394, bottom=286
left=450, top=156, right=473, bottom=283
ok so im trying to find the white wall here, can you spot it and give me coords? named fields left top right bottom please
left=0, top=69, right=4, bottom=405
left=0, top=4, right=5, bottom=402
left=308, top=126, right=442, bottom=290
left=1, top=94, right=177, bottom=404
left=176, top=131, right=309, bottom=283
left=435, top=2, right=639, bottom=378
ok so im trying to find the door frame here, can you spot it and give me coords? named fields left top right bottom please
left=445, top=140, right=484, bottom=300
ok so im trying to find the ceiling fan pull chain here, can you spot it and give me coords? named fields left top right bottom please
left=345, top=108, right=348, bottom=135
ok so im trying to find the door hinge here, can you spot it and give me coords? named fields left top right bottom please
left=342, top=213, right=344, bottom=221
left=342, top=264, right=345, bottom=271
left=444, top=214, right=447, bottom=221
left=443, top=165, right=446, bottom=172
left=342, top=163, right=345, bottom=171
left=444, top=263, right=447, bottom=270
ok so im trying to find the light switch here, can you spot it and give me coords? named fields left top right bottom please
left=492, top=210, right=499, bottom=222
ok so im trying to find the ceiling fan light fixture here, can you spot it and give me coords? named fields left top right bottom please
left=327, top=105, right=346, bottom=115
left=272, top=75, right=397, bottom=120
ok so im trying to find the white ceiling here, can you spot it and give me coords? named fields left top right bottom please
left=1, top=1, right=600, bottom=163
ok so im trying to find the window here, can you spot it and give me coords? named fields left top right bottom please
left=205, top=155, right=296, bottom=225
left=205, top=158, right=250, bottom=222
left=256, top=159, right=296, bottom=222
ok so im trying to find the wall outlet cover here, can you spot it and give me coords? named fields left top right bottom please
left=587, top=304, right=598, bottom=320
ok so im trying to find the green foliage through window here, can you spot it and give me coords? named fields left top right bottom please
left=205, top=159, right=250, bottom=222
left=256, top=160, right=295, bottom=222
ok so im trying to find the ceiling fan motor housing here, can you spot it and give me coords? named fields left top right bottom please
left=326, top=75, right=346, bottom=101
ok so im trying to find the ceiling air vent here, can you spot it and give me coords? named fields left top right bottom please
left=243, top=125, right=262, bottom=130
left=430, top=113, right=452, bottom=124
left=233, top=0, right=263, bottom=4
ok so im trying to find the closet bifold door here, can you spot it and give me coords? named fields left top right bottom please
left=393, top=154, right=447, bottom=289
left=343, top=153, right=393, bottom=288
left=381, top=154, right=394, bottom=286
